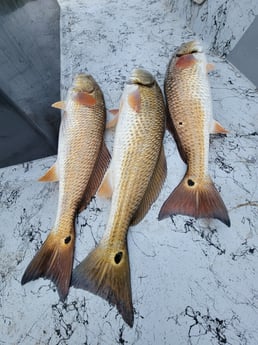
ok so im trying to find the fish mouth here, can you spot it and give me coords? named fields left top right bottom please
left=175, top=40, right=203, bottom=57
left=72, top=73, right=96, bottom=93
left=128, top=68, right=155, bottom=86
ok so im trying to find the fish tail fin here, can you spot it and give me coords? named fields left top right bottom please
left=158, top=174, right=230, bottom=227
left=21, top=230, right=75, bottom=301
left=72, top=241, right=134, bottom=327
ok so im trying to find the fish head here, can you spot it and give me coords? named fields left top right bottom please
left=176, top=40, right=203, bottom=57
left=173, top=40, right=206, bottom=70
left=72, top=74, right=97, bottom=93
left=128, top=68, right=155, bottom=87
left=68, top=74, right=102, bottom=107
left=122, top=69, right=157, bottom=113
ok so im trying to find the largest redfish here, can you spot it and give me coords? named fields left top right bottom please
left=21, top=74, right=110, bottom=300
left=159, top=41, right=230, bottom=226
left=72, top=69, right=167, bottom=327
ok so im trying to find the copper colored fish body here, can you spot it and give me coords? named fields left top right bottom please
left=21, top=74, right=110, bottom=300
left=72, top=69, right=167, bottom=327
left=159, top=41, right=230, bottom=226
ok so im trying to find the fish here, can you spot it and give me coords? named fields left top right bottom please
left=158, top=40, right=230, bottom=227
left=72, top=68, right=167, bottom=327
left=21, top=73, right=111, bottom=300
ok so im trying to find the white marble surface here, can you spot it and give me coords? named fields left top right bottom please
left=1, top=0, right=258, bottom=344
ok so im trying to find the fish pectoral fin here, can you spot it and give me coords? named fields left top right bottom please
left=106, top=109, right=119, bottom=129
left=206, top=63, right=215, bottom=73
left=72, top=242, right=134, bottom=327
left=97, top=167, right=113, bottom=199
left=73, top=91, right=96, bottom=106
left=158, top=174, right=230, bottom=227
left=78, top=142, right=111, bottom=212
left=21, top=230, right=75, bottom=301
left=38, top=161, right=59, bottom=182
left=128, top=87, right=141, bottom=113
left=52, top=101, right=66, bottom=110
left=131, top=145, right=167, bottom=226
left=210, top=119, right=229, bottom=134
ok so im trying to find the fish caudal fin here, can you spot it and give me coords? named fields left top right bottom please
left=72, top=243, right=134, bottom=327
left=21, top=231, right=75, bottom=301
left=158, top=175, right=230, bottom=227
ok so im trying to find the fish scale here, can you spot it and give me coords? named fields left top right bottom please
left=21, top=74, right=110, bottom=300
left=159, top=40, right=230, bottom=226
left=72, top=69, right=167, bottom=327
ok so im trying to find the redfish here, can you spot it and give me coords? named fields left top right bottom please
left=72, top=69, right=167, bottom=327
left=21, top=74, right=110, bottom=300
left=159, top=41, right=230, bottom=226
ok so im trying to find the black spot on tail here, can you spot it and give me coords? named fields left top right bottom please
left=64, top=236, right=71, bottom=244
left=114, top=252, right=123, bottom=264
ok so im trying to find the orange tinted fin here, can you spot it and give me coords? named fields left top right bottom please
left=206, top=63, right=215, bottom=73
left=78, top=142, right=111, bottom=212
left=158, top=174, right=230, bottom=227
left=128, top=87, right=141, bottom=113
left=210, top=120, right=229, bottom=134
left=73, top=92, right=96, bottom=106
left=175, top=54, right=197, bottom=69
left=38, top=162, right=59, bottom=182
left=72, top=241, right=134, bottom=327
left=21, top=230, right=75, bottom=300
left=97, top=168, right=113, bottom=199
left=52, top=101, right=66, bottom=110
left=106, top=109, right=119, bottom=129
left=131, top=145, right=167, bottom=226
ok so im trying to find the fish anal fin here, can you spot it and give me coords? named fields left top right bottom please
left=72, top=242, right=134, bottom=327
left=131, top=145, right=167, bottom=226
left=78, top=142, right=111, bottom=212
left=106, top=109, right=119, bottom=129
left=97, top=168, right=113, bottom=199
left=128, top=87, right=141, bottom=113
left=38, top=162, right=59, bottom=182
left=158, top=174, right=230, bottom=227
left=210, top=120, right=229, bottom=134
left=73, top=92, right=96, bottom=106
left=21, top=230, right=75, bottom=300
left=52, top=101, right=66, bottom=110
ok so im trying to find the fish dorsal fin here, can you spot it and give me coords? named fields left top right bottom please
left=128, top=87, right=141, bottom=113
left=78, top=142, right=111, bottom=212
left=97, top=167, right=113, bottom=199
left=38, top=161, right=59, bottom=182
left=206, top=63, right=215, bottom=73
left=106, top=109, right=119, bottom=129
left=73, top=92, right=96, bottom=106
left=52, top=101, right=66, bottom=110
left=131, top=145, right=167, bottom=226
left=210, top=119, right=229, bottom=134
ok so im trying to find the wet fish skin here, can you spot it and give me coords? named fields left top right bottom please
left=159, top=40, right=230, bottom=227
left=21, top=74, right=110, bottom=300
left=72, top=68, right=167, bottom=327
